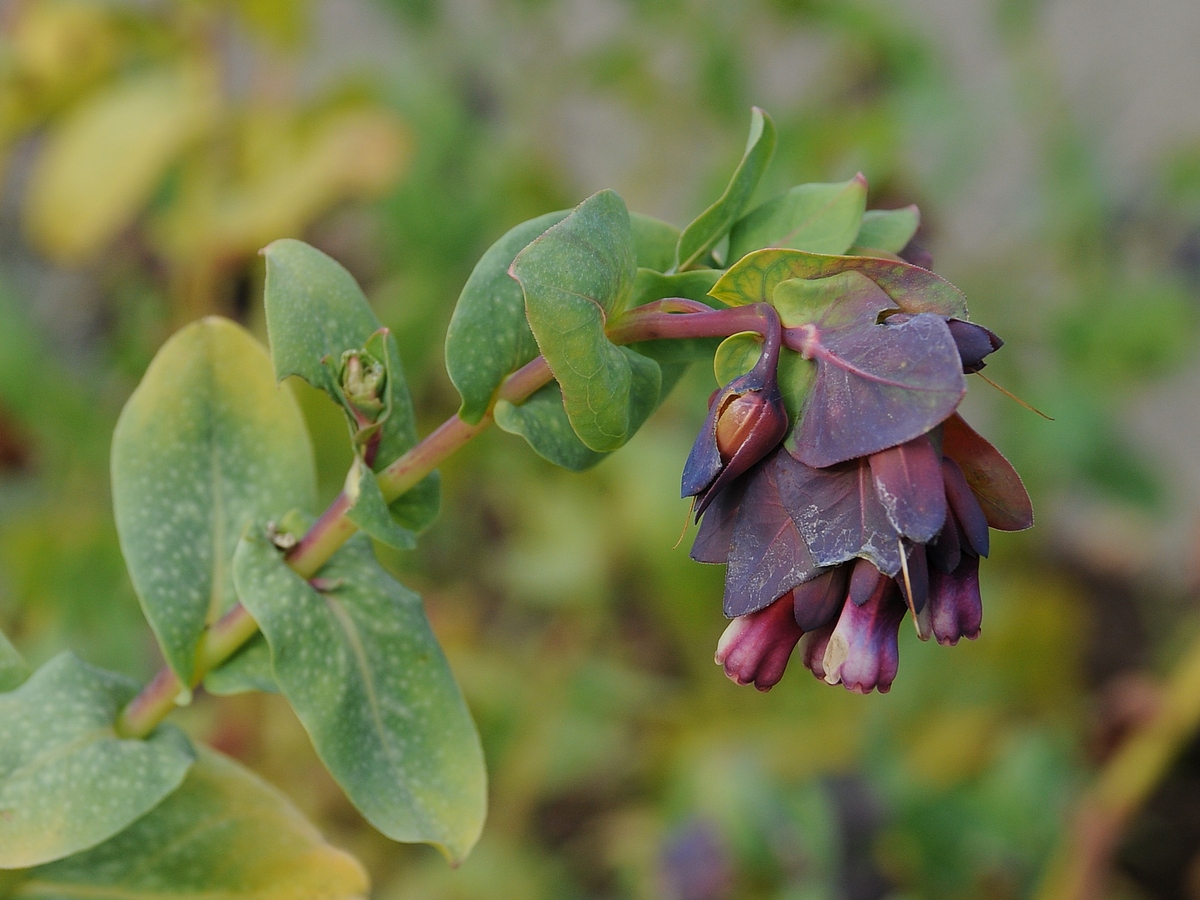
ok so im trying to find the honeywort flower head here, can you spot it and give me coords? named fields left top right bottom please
left=694, top=420, right=1029, bottom=693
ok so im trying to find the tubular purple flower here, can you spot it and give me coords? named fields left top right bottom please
left=681, top=306, right=789, bottom=516
left=819, top=576, right=906, bottom=694
left=715, top=593, right=804, bottom=691
left=928, top=553, right=983, bottom=646
left=801, top=621, right=835, bottom=682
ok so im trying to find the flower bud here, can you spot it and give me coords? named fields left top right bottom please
left=340, top=349, right=386, bottom=419
left=946, top=319, right=1003, bottom=373
left=682, top=371, right=789, bottom=516
left=715, top=593, right=804, bottom=691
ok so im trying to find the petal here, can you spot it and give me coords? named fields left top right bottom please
left=895, top=541, right=929, bottom=616
left=942, top=457, right=990, bottom=557
left=848, top=557, right=885, bottom=607
left=947, top=319, right=1003, bottom=373
left=715, top=594, right=804, bottom=691
left=926, top=511, right=962, bottom=574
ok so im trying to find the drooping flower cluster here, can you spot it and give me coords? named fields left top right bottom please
left=683, top=289, right=1032, bottom=694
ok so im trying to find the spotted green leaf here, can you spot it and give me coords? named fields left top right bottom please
left=0, top=632, right=27, bottom=693
left=232, top=529, right=486, bottom=863
left=629, top=213, right=680, bottom=272
left=12, top=748, right=368, bottom=900
left=0, top=653, right=195, bottom=869
left=676, top=108, right=776, bottom=271
left=494, top=384, right=605, bottom=472
left=262, top=239, right=439, bottom=533
left=511, top=190, right=662, bottom=453
left=345, top=458, right=422, bottom=549
left=709, top=247, right=968, bottom=318
left=111, top=317, right=316, bottom=688
left=727, top=174, right=868, bottom=262
left=853, top=205, right=921, bottom=254
left=494, top=357, right=681, bottom=472
left=445, top=211, right=569, bottom=425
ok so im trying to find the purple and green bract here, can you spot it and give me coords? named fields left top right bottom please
left=691, top=244, right=1032, bottom=693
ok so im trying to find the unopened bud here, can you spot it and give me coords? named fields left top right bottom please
left=715, top=392, right=768, bottom=461
left=341, top=349, right=386, bottom=419
left=682, top=375, right=789, bottom=515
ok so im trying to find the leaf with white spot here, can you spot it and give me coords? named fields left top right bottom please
left=262, top=239, right=440, bottom=536
left=10, top=748, right=368, bottom=900
left=111, top=317, right=316, bottom=690
left=0, top=631, right=28, bottom=693
left=0, top=653, right=195, bottom=869
left=232, top=529, right=486, bottom=863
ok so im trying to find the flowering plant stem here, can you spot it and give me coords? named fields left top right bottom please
left=115, top=301, right=777, bottom=739
left=1034, top=627, right=1200, bottom=900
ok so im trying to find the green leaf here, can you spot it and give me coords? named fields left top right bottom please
left=232, top=529, right=486, bottom=863
left=709, top=247, right=968, bottom=317
left=111, top=317, right=316, bottom=688
left=630, top=268, right=723, bottom=309
left=444, top=211, right=569, bottom=424
left=202, top=638, right=277, bottom=696
left=262, top=239, right=439, bottom=530
left=494, top=384, right=606, bottom=472
left=493, top=358, right=680, bottom=472
left=0, top=653, right=194, bottom=869
left=714, top=331, right=764, bottom=385
left=713, top=334, right=815, bottom=426
left=0, top=632, right=28, bottom=693
left=727, top=174, right=868, bottom=262
left=512, top=190, right=662, bottom=453
left=345, top=458, right=421, bottom=549
left=675, top=107, right=776, bottom=271
left=14, top=748, right=369, bottom=900
left=853, top=205, right=921, bottom=253
left=629, top=213, right=680, bottom=271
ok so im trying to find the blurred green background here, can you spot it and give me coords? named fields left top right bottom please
left=2, top=0, right=1200, bottom=896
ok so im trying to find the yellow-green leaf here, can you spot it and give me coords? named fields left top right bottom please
left=676, top=108, right=776, bottom=271
left=111, top=317, right=316, bottom=688
left=727, top=174, right=868, bottom=261
left=13, top=748, right=368, bottom=900
left=0, top=654, right=195, bottom=869
left=853, top=205, right=921, bottom=254
left=709, top=247, right=968, bottom=317
left=23, top=66, right=217, bottom=264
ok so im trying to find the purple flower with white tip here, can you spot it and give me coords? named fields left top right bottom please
left=810, top=575, right=907, bottom=694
